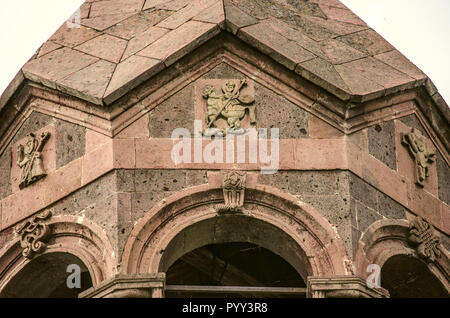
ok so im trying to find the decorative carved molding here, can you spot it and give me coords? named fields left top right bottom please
left=16, top=131, right=50, bottom=189
left=401, top=128, right=435, bottom=187
left=202, top=78, right=255, bottom=136
left=216, top=170, right=246, bottom=214
left=408, top=216, right=441, bottom=263
left=307, top=276, right=389, bottom=298
left=14, top=210, right=52, bottom=259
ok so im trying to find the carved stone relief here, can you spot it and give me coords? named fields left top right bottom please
left=408, top=216, right=441, bottom=263
left=16, top=131, right=50, bottom=189
left=401, top=128, right=435, bottom=187
left=216, top=170, right=246, bottom=214
left=15, top=210, right=52, bottom=259
left=201, top=78, right=255, bottom=136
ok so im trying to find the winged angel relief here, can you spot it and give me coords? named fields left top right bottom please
left=202, top=79, right=255, bottom=136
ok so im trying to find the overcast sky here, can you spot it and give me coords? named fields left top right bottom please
left=0, top=0, right=449, bottom=105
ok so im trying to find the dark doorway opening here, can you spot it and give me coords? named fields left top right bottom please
left=381, top=255, right=448, bottom=298
left=1, top=252, right=93, bottom=298
left=165, top=242, right=306, bottom=298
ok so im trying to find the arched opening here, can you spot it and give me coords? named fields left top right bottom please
left=166, top=242, right=306, bottom=298
left=157, top=215, right=311, bottom=298
left=381, top=255, right=448, bottom=298
left=1, top=252, right=93, bottom=298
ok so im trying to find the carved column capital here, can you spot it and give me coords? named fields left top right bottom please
left=408, top=216, right=441, bottom=263
left=307, top=276, right=389, bottom=298
left=15, top=210, right=52, bottom=259
left=79, top=273, right=166, bottom=298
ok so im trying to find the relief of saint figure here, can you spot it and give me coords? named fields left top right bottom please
left=17, top=132, right=50, bottom=189
left=401, top=128, right=435, bottom=187
left=202, top=78, right=255, bottom=135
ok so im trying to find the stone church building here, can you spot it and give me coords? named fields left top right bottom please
left=0, top=0, right=448, bottom=298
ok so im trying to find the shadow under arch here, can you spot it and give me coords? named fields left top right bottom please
left=121, top=183, right=351, bottom=280
left=354, top=219, right=450, bottom=296
left=0, top=252, right=93, bottom=297
left=0, top=215, right=116, bottom=296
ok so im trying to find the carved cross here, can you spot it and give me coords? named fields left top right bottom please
left=15, top=210, right=52, bottom=259
left=408, top=216, right=441, bottom=263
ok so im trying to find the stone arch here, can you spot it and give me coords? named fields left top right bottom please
left=354, top=219, right=450, bottom=295
left=0, top=215, right=116, bottom=295
left=121, top=183, right=351, bottom=281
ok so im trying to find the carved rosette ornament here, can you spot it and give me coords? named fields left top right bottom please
left=15, top=210, right=52, bottom=259
left=17, top=131, right=50, bottom=189
left=216, top=170, right=246, bottom=214
left=408, top=216, right=441, bottom=263
left=401, top=128, right=435, bottom=187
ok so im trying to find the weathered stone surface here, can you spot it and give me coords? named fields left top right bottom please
left=336, top=29, right=394, bottom=56
left=436, top=152, right=450, bottom=205
left=37, top=41, right=62, bottom=58
left=308, top=115, right=344, bottom=139
left=152, top=0, right=190, bottom=11
left=105, top=9, right=173, bottom=40
left=57, top=60, right=116, bottom=104
left=319, top=38, right=367, bottom=64
left=239, top=20, right=316, bottom=70
left=104, top=55, right=164, bottom=104
left=48, top=25, right=100, bottom=48
left=193, top=1, right=225, bottom=25
left=376, top=192, right=406, bottom=219
left=297, top=58, right=350, bottom=96
left=348, top=172, right=377, bottom=211
left=318, top=4, right=366, bottom=26
left=374, top=50, right=426, bottom=81
left=342, top=57, right=414, bottom=91
left=89, top=0, right=145, bottom=17
left=254, top=83, right=309, bottom=139
left=76, top=34, right=127, bottom=63
left=121, top=27, right=169, bottom=61
left=22, top=48, right=99, bottom=87
left=334, top=63, right=385, bottom=100
left=367, top=121, right=397, bottom=170
left=156, top=0, right=218, bottom=29
left=399, top=114, right=427, bottom=136
left=81, top=12, right=136, bottom=31
left=137, top=20, right=220, bottom=66
left=0, top=147, right=12, bottom=199
left=143, top=0, right=171, bottom=10
left=224, top=3, right=259, bottom=34
left=55, top=120, right=86, bottom=169
left=148, top=84, right=195, bottom=137
left=353, top=200, right=382, bottom=233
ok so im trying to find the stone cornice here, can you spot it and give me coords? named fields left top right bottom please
left=0, top=36, right=449, bottom=162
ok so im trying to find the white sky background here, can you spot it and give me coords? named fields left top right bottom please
left=0, top=0, right=449, bottom=105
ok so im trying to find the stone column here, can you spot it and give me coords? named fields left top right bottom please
left=306, top=276, right=389, bottom=298
left=79, top=273, right=166, bottom=298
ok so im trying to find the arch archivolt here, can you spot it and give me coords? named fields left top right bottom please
left=0, top=215, right=116, bottom=293
left=354, top=218, right=450, bottom=293
left=121, top=183, right=351, bottom=280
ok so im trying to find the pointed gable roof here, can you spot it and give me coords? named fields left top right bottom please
left=1, top=0, right=448, bottom=118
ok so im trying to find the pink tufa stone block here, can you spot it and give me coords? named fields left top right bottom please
left=82, top=140, right=114, bottom=185
left=113, top=138, right=136, bottom=168
left=116, top=115, right=149, bottom=139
